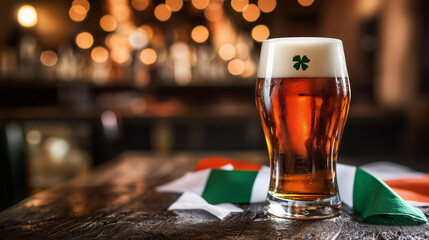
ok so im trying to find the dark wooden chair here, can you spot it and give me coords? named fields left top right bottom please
left=0, top=122, right=27, bottom=210
left=92, top=111, right=126, bottom=166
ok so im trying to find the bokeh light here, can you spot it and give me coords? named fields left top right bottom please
left=236, top=42, right=251, bottom=59
left=105, top=34, right=114, bottom=49
left=17, top=5, right=38, bottom=27
left=130, top=98, right=148, bottom=113
left=231, top=0, right=249, bottom=13
left=112, top=5, right=131, bottom=22
left=191, top=25, right=209, bottom=43
left=140, top=25, right=154, bottom=41
left=357, top=0, right=382, bottom=19
left=258, top=0, right=276, bottom=13
left=242, top=4, right=260, bottom=22
left=219, top=44, right=236, bottom=61
left=131, top=0, right=150, bottom=11
left=111, top=47, right=131, bottom=64
left=72, top=0, right=90, bottom=12
left=129, top=29, right=148, bottom=49
left=252, top=24, right=270, bottom=42
left=75, top=32, right=94, bottom=49
left=241, top=60, right=255, bottom=78
left=26, top=130, right=42, bottom=145
left=140, top=48, right=157, bottom=65
left=297, top=0, right=315, bottom=7
left=100, top=15, right=117, bottom=32
left=69, top=5, right=87, bottom=22
left=91, top=47, right=109, bottom=63
left=154, top=4, right=172, bottom=21
left=45, top=137, right=69, bottom=161
left=106, top=34, right=129, bottom=49
left=228, top=59, right=245, bottom=75
left=40, top=50, right=58, bottom=67
left=192, top=0, right=209, bottom=10
left=166, top=0, right=183, bottom=12
left=204, top=1, right=223, bottom=22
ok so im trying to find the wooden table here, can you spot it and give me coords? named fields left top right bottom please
left=0, top=152, right=428, bottom=239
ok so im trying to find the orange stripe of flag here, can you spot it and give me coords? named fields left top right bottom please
left=194, top=157, right=262, bottom=171
left=384, top=174, right=429, bottom=204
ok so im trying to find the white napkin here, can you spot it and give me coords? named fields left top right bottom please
left=168, top=191, right=243, bottom=219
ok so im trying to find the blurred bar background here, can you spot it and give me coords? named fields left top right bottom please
left=0, top=0, right=429, bottom=209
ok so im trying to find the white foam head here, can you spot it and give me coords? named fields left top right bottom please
left=257, top=37, right=348, bottom=78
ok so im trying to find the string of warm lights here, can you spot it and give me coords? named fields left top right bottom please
left=16, top=0, right=316, bottom=80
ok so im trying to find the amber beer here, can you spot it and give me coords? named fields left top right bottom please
left=256, top=77, right=350, bottom=198
left=256, top=38, right=351, bottom=219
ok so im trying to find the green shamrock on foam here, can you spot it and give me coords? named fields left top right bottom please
left=292, top=55, right=310, bottom=71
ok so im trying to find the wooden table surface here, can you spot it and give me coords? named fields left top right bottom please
left=0, top=152, right=428, bottom=239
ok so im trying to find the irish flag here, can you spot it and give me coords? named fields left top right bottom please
left=156, top=157, right=428, bottom=225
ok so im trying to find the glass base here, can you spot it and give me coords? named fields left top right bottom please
left=265, top=193, right=342, bottom=219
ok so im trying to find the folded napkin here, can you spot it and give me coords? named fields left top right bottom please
left=156, top=157, right=428, bottom=225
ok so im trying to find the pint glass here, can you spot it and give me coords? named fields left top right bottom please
left=255, top=38, right=351, bottom=219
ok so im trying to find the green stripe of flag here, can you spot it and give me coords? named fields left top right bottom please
left=353, top=167, right=427, bottom=225
left=202, top=169, right=259, bottom=204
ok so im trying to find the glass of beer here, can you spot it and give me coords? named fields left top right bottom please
left=255, top=37, right=351, bottom=219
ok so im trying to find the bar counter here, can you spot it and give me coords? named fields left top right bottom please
left=0, top=152, right=428, bottom=239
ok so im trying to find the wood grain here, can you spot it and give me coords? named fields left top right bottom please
left=0, top=152, right=428, bottom=239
